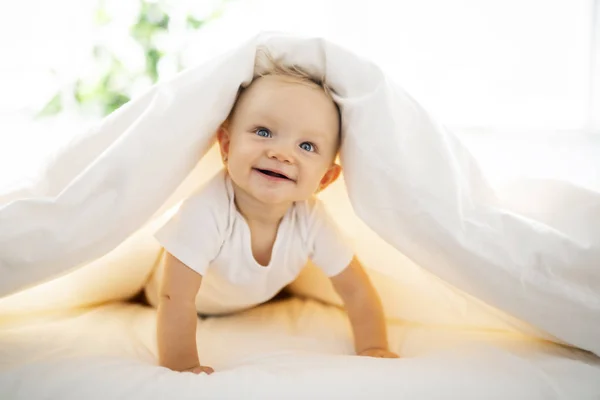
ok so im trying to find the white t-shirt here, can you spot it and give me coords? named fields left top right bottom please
left=146, top=169, right=353, bottom=315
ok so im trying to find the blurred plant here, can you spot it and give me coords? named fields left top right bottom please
left=37, top=0, right=230, bottom=118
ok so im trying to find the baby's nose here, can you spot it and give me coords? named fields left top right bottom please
left=267, top=145, right=295, bottom=164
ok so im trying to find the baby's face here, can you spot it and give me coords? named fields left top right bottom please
left=219, top=75, right=340, bottom=206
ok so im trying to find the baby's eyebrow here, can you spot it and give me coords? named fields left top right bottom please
left=251, top=112, right=278, bottom=126
left=302, top=130, right=333, bottom=143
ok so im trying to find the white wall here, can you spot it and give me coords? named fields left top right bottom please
left=1, top=0, right=598, bottom=192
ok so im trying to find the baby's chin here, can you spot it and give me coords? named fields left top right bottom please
left=252, top=191, right=301, bottom=206
left=250, top=187, right=313, bottom=206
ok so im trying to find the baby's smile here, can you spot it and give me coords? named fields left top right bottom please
left=253, top=167, right=296, bottom=183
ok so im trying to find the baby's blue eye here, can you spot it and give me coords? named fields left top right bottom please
left=299, top=142, right=315, bottom=152
left=256, top=128, right=271, bottom=138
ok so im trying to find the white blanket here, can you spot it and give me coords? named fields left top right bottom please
left=1, top=299, right=599, bottom=400
left=0, top=31, right=598, bottom=369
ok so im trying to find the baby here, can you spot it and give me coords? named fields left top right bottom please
left=152, top=55, right=399, bottom=374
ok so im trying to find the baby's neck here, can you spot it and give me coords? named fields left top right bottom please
left=231, top=185, right=291, bottom=226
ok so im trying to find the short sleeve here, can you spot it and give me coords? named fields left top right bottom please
left=309, top=199, right=354, bottom=277
left=154, top=191, right=224, bottom=276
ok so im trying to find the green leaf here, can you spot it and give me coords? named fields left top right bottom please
left=44, top=0, right=229, bottom=118
left=104, top=92, right=130, bottom=115
left=130, top=21, right=153, bottom=46
left=74, top=80, right=88, bottom=103
left=145, top=47, right=162, bottom=82
left=75, top=76, right=105, bottom=105
left=186, top=14, right=204, bottom=30
left=131, top=1, right=169, bottom=46
left=36, top=93, right=62, bottom=117
left=156, top=13, right=170, bottom=30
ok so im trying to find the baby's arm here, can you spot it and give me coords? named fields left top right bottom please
left=330, top=257, right=399, bottom=358
left=157, top=251, right=213, bottom=374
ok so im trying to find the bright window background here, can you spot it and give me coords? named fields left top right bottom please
left=1, top=0, right=598, bottom=191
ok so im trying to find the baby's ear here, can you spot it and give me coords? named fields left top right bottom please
left=217, top=126, right=230, bottom=163
left=318, top=163, right=342, bottom=192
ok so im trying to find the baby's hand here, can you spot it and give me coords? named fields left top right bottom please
left=358, top=348, right=400, bottom=359
left=183, top=364, right=215, bottom=375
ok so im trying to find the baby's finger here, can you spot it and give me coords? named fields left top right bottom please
left=199, top=366, right=215, bottom=375
left=189, top=366, right=214, bottom=375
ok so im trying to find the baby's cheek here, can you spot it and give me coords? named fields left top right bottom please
left=303, top=179, right=322, bottom=195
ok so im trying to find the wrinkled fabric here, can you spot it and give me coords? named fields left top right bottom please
left=0, top=33, right=598, bottom=356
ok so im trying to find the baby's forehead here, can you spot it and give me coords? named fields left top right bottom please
left=235, top=75, right=335, bottom=116
left=240, top=74, right=321, bottom=101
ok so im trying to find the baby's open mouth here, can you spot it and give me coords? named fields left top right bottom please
left=255, top=168, right=293, bottom=181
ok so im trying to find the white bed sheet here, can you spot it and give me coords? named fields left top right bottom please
left=1, top=297, right=598, bottom=400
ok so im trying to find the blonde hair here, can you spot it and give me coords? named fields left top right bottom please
left=253, top=47, right=336, bottom=99
left=225, top=48, right=342, bottom=146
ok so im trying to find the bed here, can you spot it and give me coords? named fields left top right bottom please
left=1, top=297, right=599, bottom=400
left=1, top=32, right=599, bottom=399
